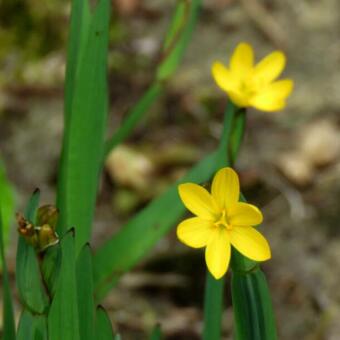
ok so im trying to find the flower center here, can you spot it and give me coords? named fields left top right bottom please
left=240, top=80, right=258, bottom=99
left=214, top=210, right=232, bottom=230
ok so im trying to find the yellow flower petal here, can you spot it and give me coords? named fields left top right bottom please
left=253, top=51, right=286, bottom=84
left=230, top=226, right=271, bottom=261
left=178, top=183, right=218, bottom=220
left=205, top=229, right=231, bottom=279
left=211, top=62, right=240, bottom=93
left=228, top=91, right=249, bottom=108
left=230, top=42, right=254, bottom=78
left=250, top=79, right=294, bottom=112
left=177, top=217, right=214, bottom=248
left=211, top=167, right=240, bottom=210
left=228, top=202, right=263, bottom=226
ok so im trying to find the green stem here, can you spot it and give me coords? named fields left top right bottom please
left=203, top=101, right=244, bottom=340
left=104, top=0, right=202, bottom=158
left=203, top=272, right=224, bottom=340
left=212, top=101, right=277, bottom=339
left=229, top=108, right=246, bottom=165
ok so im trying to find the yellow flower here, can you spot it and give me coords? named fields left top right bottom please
left=177, top=167, right=271, bottom=279
left=212, top=42, right=294, bottom=112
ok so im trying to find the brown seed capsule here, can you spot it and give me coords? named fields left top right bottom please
left=36, top=205, right=59, bottom=230
left=16, top=213, right=35, bottom=237
left=37, top=224, right=59, bottom=251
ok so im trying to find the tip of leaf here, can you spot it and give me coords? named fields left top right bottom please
left=82, top=242, right=93, bottom=253
left=96, top=304, right=105, bottom=312
left=65, top=228, right=76, bottom=237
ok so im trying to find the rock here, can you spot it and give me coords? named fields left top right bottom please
left=114, top=0, right=140, bottom=15
left=277, top=151, right=314, bottom=186
left=299, top=120, right=340, bottom=167
left=105, top=144, right=155, bottom=191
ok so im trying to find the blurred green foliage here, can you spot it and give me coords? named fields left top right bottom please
left=0, top=0, right=66, bottom=59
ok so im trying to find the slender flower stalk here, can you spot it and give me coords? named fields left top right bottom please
left=212, top=42, right=294, bottom=111
left=177, top=167, right=271, bottom=279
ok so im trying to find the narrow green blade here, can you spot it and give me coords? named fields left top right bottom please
left=202, top=103, right=254, bottom=340
left=94, top=151, right=218, bottom=298
left=41, top=244, right=61, bottom=297
left=16, top=240, right=49, bottom=313
left=64, top=0, right=91, bottom=125
left=0, top=206, right=16, bottom=340
left=94, top=102, right=236, bottom=299
left=105, top=0, right=202, bottom=158
left=17, top=309, right=48, bottom=340
left=95, top=306, right=115, bottom=340
left=16, top=190, right=49, bottom=314
left=76, top=244, right=95, bottom=340
left=25, top=188, right=40, bottom=223
left=231, top=269, right=277, bottom=340
left=157, top=0, right=202, bottom=80
left=0, top=160, right=15, bottom=248
left=48, top=230, right=79, bottom=340
left=57, top=0, right=111, bottom=252
left=149, top=324, right=162, bottom=340
left=202, top=273, right=224, bottom=340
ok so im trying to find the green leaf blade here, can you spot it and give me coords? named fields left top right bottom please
left=0, top=160, right=15, bottom=248
left=48, top=230, right=80, bottom=340
left=17, top=309, right=48, bottom=340
left=95, top=306, right=115, bottom=340
left=0, top=207, right=16, bottom=340
left=149, top=324, right=162, bottom=340
left=93, top=152, right=218, bottom=298
left=16, top=239, right=50, bottom=314
left=231, top=269, right=277, bottom=340
left=16, top=190, right=49, bottom=314
left=25, top=188, right=40, bottom=223
left=57, top=0, right=111, bottom=252
left=105, top=0, right=202, bottom=158
left=157, top=0, right=202, bottom=80
left=64, top=0, right=91, bottom=124
left=202, top=273, right=224, bottom=340
left=76, top=244, right=95, bottom=340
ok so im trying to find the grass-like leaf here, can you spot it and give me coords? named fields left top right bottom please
left=25, top=188, right=40, bottom=222
left=149, top=324, right=162, bottom=340
left=41, top=244, right=61, bottom=297
left=16, top=189, right=49, bottom=314
left=16, top=240, right=50, bottom=314
left=94, top=151, right=218, bottom=299
left=0, top=160, right=15, bottom=248
left=17, top=309, right=48, bottom=340
left=95, top=306, right=115, bottom=339
left=93, top=104, right=237, bottom=298
left=232, top=269, right=277, bottom=340
left=202, top=273, right=224, bottom=340
left=57, top=0, right=111, bottom=252
left=76, top=244, right=95, bottom=340
left=157, top=0, right=202, bottom=80
left=63, top=0, right=91, bottom=124
left=48, top=230, right=79, bottom=340
left=105, top=0, right=202, bottom=157
left=0, top=206, right=16, bottom=340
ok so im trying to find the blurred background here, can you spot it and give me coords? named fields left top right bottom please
left=1, top=0, right=340, bottom=339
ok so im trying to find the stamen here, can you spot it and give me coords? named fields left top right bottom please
left=214, top=209, right=233, bottom=230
